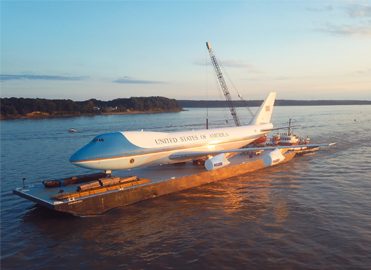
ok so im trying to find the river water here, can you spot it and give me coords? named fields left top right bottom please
left=1, top=106, right=371, bottom=269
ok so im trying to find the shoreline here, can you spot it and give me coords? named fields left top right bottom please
left=0, top=109, right=183, bottom=121
left=178, top=100, right=371, bottom=108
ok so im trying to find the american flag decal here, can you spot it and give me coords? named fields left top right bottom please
left=265, top=106, right=270, bottom=112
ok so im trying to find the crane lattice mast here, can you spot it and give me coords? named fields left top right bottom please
left=206, top=41, right=241, bottom=126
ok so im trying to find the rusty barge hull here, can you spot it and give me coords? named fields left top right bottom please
left=14, top=152, right=296, bottom=216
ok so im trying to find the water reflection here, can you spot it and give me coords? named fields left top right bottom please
left=2, top=106, right=371, bottom=269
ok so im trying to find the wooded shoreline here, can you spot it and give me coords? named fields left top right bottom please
left=1, top=96, right=370, bottom=120
left=0, top=96, right=181, bottom=120
left=178, top=99, right=371, bottom=107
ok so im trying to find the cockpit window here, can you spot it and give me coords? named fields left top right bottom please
left=92, top=138, right=104, bottom=142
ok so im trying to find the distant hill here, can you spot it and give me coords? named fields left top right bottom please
left=178, top=99, right=371, bottom=108
left=2, top=96, right=370, bottom=120
left=0, top=96, right=181, bottom=120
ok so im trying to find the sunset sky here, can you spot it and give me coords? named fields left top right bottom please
left=1, top=0, right=371, bottom=100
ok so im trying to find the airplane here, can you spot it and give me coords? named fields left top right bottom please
left=70, top=92, right=334, bottom=173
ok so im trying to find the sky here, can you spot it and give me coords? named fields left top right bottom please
left=1, top=0, right=371, bottom=101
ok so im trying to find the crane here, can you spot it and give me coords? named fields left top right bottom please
left=206, top=41, right=241, bottom=127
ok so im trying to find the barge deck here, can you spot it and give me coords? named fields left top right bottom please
left=14, top=151, right=297, bottom=216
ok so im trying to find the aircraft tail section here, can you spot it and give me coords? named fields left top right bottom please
left=250, top=92, right=276, bottom=125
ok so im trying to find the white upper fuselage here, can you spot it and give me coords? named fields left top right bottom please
left=70, top=123, right=273, bottom=171
left=70, top=91, right=277, bottom=171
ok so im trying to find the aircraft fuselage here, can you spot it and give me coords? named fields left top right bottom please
left=70, top=123, right=273, bottom=171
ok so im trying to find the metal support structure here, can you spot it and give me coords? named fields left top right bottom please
left=206, top=41, right=241, bottom=126
left=288, top=118, right=292, bottom=136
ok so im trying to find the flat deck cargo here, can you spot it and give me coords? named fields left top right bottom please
left=14, top=151, right=296, bottom=216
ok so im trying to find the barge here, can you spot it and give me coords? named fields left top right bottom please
left=14, top=150, right=298, bottom=216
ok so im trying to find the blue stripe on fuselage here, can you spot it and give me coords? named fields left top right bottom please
left=69, top=132, right=143, bottom=162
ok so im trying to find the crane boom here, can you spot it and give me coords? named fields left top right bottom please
left=206, top=42, right=241, bottom=126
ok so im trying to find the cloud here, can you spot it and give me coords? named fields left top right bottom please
left=346, top=4, right=371, bottom=18
left=217, top=59, right=251, bottom=68
left=306, top=5, right=333, bottom=12
left=312, top=4, right=371, bottom=37
left=112, top=76, right=164, bottom=84
left=194, top=59, right=262, bottom=74
left=0, top=74, right=88, bottom=81
left=274, top=76, right=291, bottom=81
left=354, top=68, right=371, bottom=75
left=195, top=59, right=249, bottom=68
left=318, top=23, right=371, bottom=36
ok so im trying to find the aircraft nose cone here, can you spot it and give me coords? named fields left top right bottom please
left=69, top=148, right=86, bottom=163
left=69, top=132, right=141, bottom=167
left=69, top=137, right=105, bottom=163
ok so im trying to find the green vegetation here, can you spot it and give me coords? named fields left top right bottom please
left=0, top=96, right=181, bottom=119
left=178, top=99, right=371, bottom=107
left=2, top=96, right=370, bottom=120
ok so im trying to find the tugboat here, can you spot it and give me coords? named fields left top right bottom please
left=278, top=119, right=300, bottom=146
left=268, top=119, right=318, bottom=155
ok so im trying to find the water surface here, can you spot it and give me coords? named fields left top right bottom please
left=1, top=106, right=371, bottom=269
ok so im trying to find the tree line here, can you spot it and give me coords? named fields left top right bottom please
left=0, top=96, right=181, bottom=119
left=177, top=99, right=371, bottom=108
